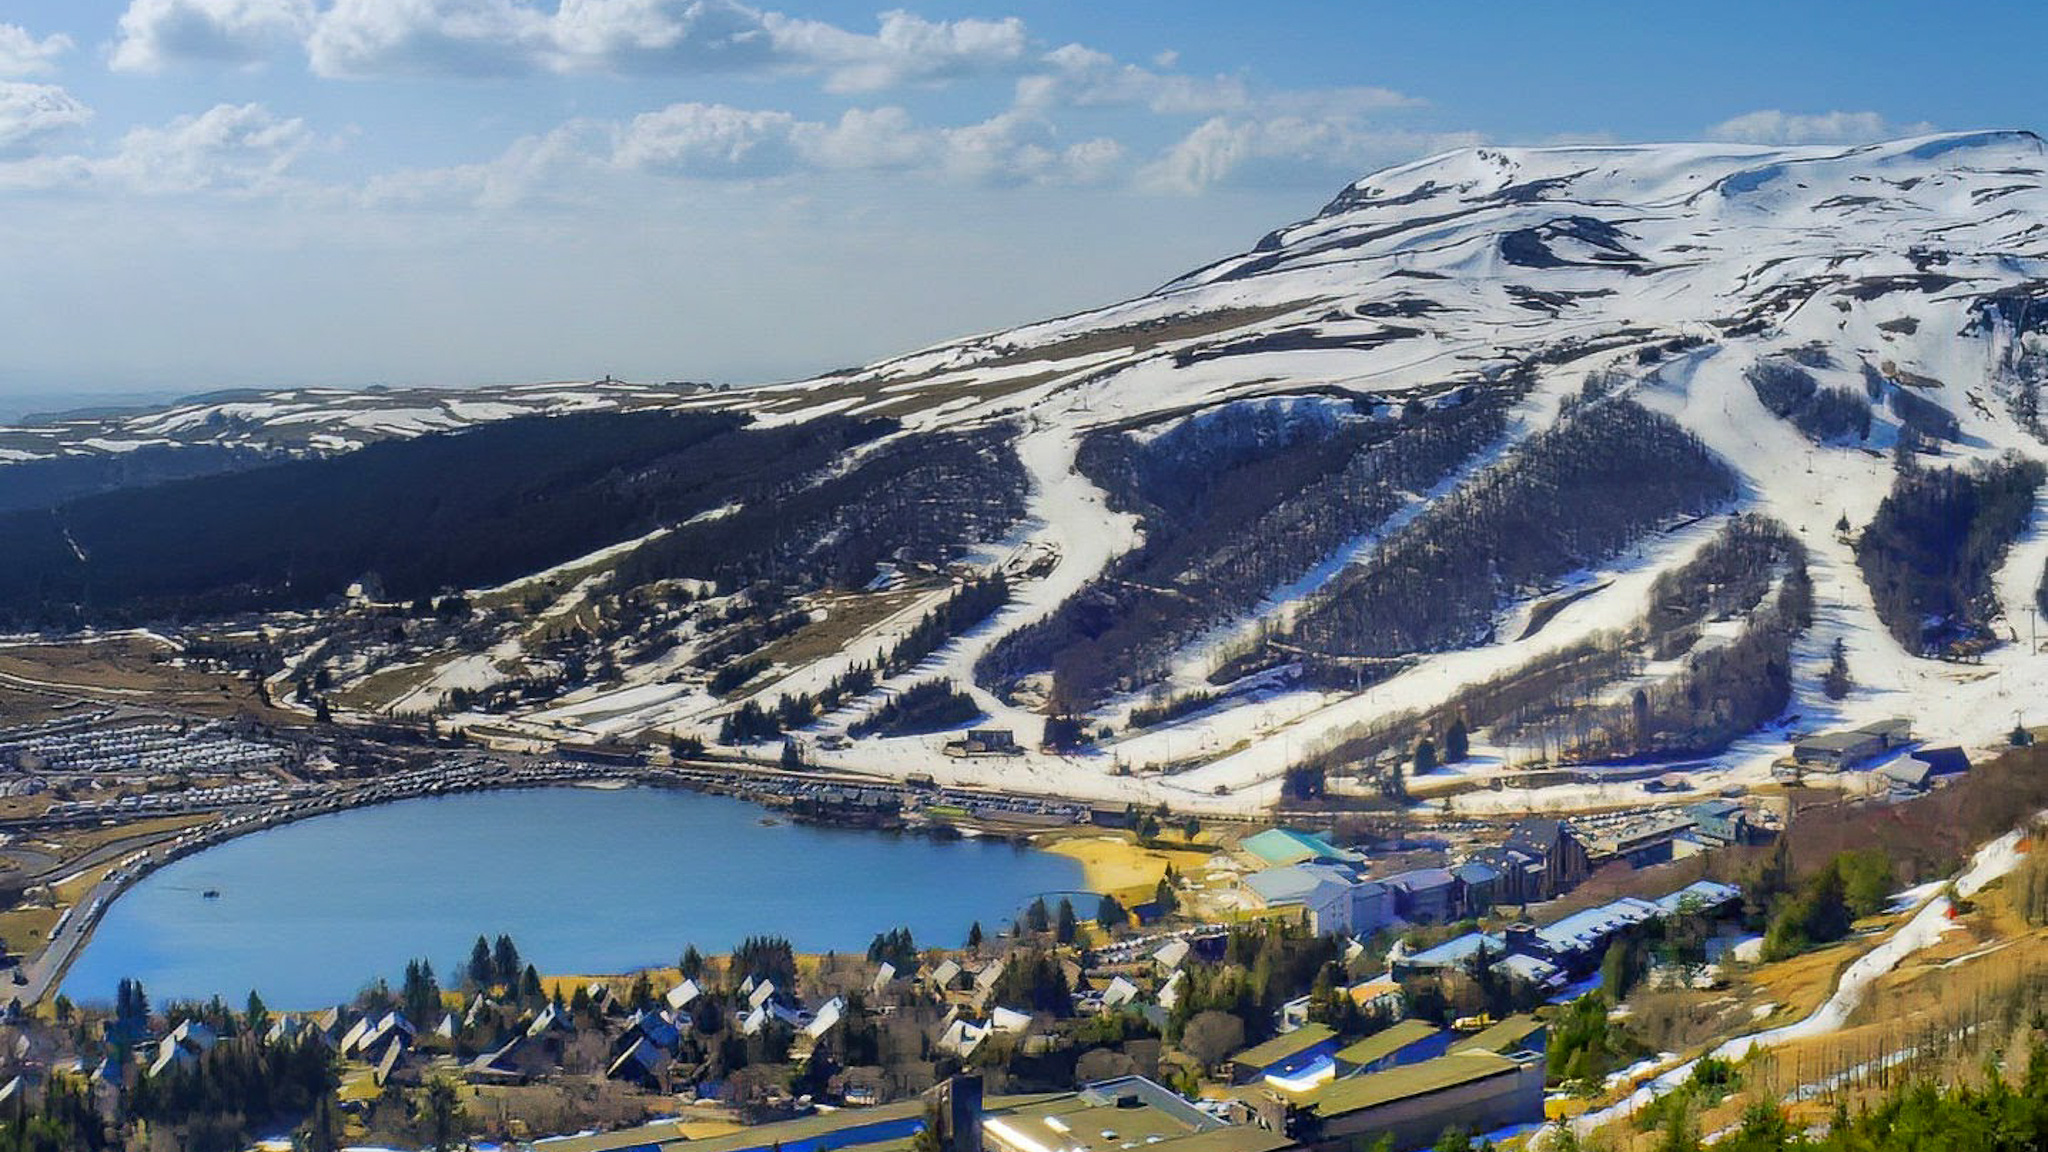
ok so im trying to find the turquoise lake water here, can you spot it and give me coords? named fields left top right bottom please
left=61, top=786, right=1088, bottom=1007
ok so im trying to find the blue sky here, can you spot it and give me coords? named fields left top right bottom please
left=0, top=0, right=2037, bottom=403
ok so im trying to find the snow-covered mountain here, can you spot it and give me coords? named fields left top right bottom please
left=12, top=130, right=2048, bottom=815
left=0, top=377, right=706, bottom=464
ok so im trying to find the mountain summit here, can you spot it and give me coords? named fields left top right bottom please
left=4, top=132, right=2046, bottom=812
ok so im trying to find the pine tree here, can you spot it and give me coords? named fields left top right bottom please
left=1026, top=897, right=1051, bottom=934
left=967, top=921, right=985, bottom=949
left=1821, top=637, right=1853, bottom=700
left=493, top=935, right=521, bottom=988
left=1413, top=736, right=1438, bottom=775
left=1444, top=716, right=1470, bottom=763
left=468, top=936, right=493, bottom=988
left=1055, top=898, right=1078, bottom=944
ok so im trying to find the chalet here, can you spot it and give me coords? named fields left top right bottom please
left=990, top=1006, right=1033, bottom=1034
left=870, top=962, right=898, bottom=996
left=1344, top=977, right=1403, bottom=1018
left=1157, top=971, right=1186, bottom=1010
left=805, top=997, right=846, bottom=1040
left=623, top=1008, right=681, bottom=1050
left=927, top=959, right=963, bottom=990
left=607, top=1037, right=667, bottom=1090
left=945, top=729, right=1020, bottom=757
left=147, top=1020, right=219, bottom=1078
left=1101, top=976, right=1142, bottom=1010
left=936, top=1018, right=988, bottom=1058
left=1391, top=933, right=1502, bottom=980
left=374, top=1042, right=419, bottom=1088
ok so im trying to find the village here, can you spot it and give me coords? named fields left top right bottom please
left=0, top=673, right=2027, bottom=1152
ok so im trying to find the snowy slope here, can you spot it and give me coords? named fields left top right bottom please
left=27, top=131, right=2048, bottom=814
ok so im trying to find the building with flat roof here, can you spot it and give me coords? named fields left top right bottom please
left=1332, top=1020, right=1448, bottom=1076
left=1230, top=1024, right=1339, bottom=1086
left=533, top=1075, right=1290, bottom=1152
left=1234, top=1049, right=1543, bottom=1152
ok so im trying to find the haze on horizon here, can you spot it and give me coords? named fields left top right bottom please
left=1, top=0, right=2043, bottom=404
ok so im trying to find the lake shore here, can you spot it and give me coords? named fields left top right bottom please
left=56, top=783, right=1094, bottom=1009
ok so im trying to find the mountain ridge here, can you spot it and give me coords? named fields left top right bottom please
left=5, top=131, right=2048, bottom=816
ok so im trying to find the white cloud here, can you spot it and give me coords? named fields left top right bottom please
left=111, top=0, right=316, bottom=73
left=764, top=8, right=1026, bottom=92
left=1141, top=115, right=1479, bottom=194
left=613, top=102, right=800, bottom=175
left=1021, top=44, right=1418, bottom=119
left=602, top=99, right=1120, bottom=188
left=1703, top=109, right=1936, bottom=145
left=103, top=102, right=314, bottom=192
left=303, top=0, right=1026, bottom=84
left=0, top=83, right=91, bottom=154
left=0, top=23, right=73, bottom=77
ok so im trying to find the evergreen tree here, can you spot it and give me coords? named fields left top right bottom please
left=967, top=921, right=985, bottom=949
left=492, top=935, right=521, bottom=987
left=244, top=989, right=269, bottom=1036
left=519, top=964, right=544, bottom=1009
left=680, top=945, right=704, bottom=979
left=468, top=937, right=493, bottom=988
left=1413, top=736, right=1439, bottom=774
left=1055, top=898, right=1078, bottom=944
left=1096, top=895, right=1128, bottom=931
left=1443, top=716, right=1470, bottom=763
left=1822, top=637, right=1853, bottom=700
left=1025, top=897, right=1051, bottom=934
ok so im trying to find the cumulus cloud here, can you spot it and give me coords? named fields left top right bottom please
left=111, top=0, right=317, bottom=72
left=299, top=0, right=1027, bottom=84
left=613, top=102, right=800, bottom=175
left=1140, top=115, right=1479, bottom=194
left=763, top=8, right=1026, bottom=92
left=1020, top=44, right=1418, bottom=119
left=1703, top=109, right=1936, bottom=145
left=0, top=23, right=73, bottom=77
left=103, top=102, right=315, bottom=192
left=0, top=101, right=312, bottom=195
left=0, top=83, right=92, bottom=154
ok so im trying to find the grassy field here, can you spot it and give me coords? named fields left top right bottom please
left=1040, top=830, right=1217, bottom=907
left=0, top=636, right=303, bottom=724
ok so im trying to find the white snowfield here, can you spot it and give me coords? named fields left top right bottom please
left=1572, top=821, right=2039, bottom=1139
left=23, top=132, right=2048, bottom=813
